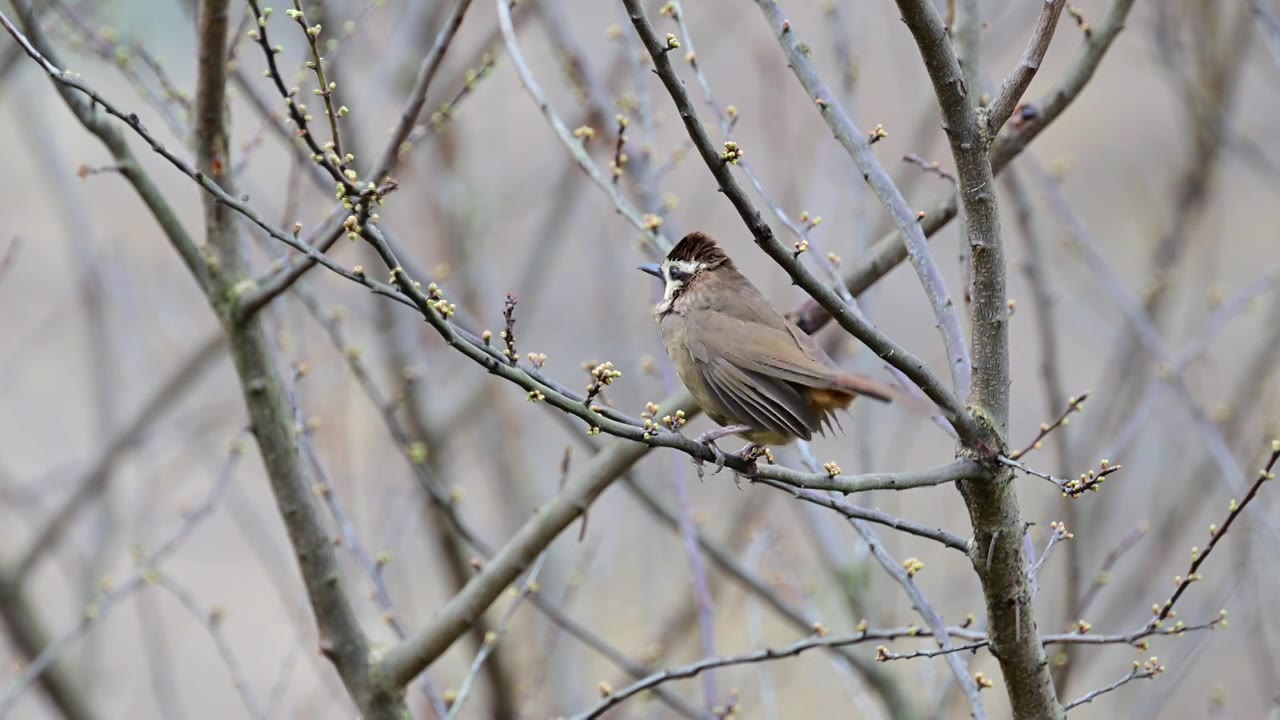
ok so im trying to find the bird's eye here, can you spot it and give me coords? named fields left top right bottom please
left=668, top=267, right=690, bottom=282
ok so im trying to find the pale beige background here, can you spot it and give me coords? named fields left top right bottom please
left=2, top=0, right=1278, bottom=718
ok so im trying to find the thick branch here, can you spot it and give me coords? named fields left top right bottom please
left=895, top=0, right=1062, bottom=717
left=193, top=4, right=402, bottom=715
left=377, top=396, right=698, bottom=688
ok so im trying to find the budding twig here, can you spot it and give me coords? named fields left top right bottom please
left=1149, top=439, right=1279, bottom=628
left=902, top=152, right=956, bottom=183
left=998, top=454, right=1121, bottom=498
left=1010, top=390, right=1089, bottom=459
left=501, top=293, right=518, bottom=365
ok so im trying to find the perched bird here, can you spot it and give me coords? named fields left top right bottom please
left=640, top=232, right=897, bottom=472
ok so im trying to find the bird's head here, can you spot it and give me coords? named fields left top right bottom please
left=638, top=232, right=733, bottom=314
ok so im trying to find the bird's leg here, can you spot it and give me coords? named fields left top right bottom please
left=691, top=425, right=753, bottom=478
left=729, top=444, right=766, bottom=489
left=736, top=444, right=765, bottom=476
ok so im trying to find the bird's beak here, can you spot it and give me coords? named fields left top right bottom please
left=638, top=263, right=664, bottom=280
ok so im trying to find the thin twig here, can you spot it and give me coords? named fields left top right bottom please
left=367, top=0, right=474, bottom=184
left=754, top=478, right=971, bottom=552
left=998, top=454, right=1121, bottom=497
left=153, top=574, right=266, bottom=719
left=1010, top=390, right=1089, bottom=460
left=1150, top=441, right=1279, bottom=627
left=569, top=626, right=970, bottom=720
left=497, top=0, right=669, bottom=255
left=1062, top=659, right=1165, bottom=711
left=445, top=544, right=552, bottom=720
left=1071, top=522, right=1148, bottom=621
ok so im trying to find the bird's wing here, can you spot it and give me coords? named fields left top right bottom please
left=706, top=359, right=817, bottom=439
left=685, top=313, right=822, bottom=439
left=690, top=308, right=847, bottom=390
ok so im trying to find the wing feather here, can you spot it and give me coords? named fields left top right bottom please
left=712, top=361, right=815, bottom=439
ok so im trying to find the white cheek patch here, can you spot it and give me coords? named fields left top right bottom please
left=655, top=260, right=701, bottom=314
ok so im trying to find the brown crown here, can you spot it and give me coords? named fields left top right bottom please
left=666, top=232, right=733, bottom=268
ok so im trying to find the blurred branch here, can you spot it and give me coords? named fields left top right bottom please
left=498, top=0, right=670, bottom=256
left=1251, top=0, right=1280, bottom=66
left=444, top=537, right=551, bottom=720
left=619, top=478, right=920, bottom=719
left=367, top=0, right=473, bottom=184
left=1029, top=158, right=1261, bottom=503
left=11, top=331, right=225, bottom=583
left=1070, top=522, right=1147, bottom=622
left=1, top=1, right=206, bottom=289
left=753, top=0, right=972, bottom=398
left=1109, top=266, right=1279, bottom=458
left=0, top=437, right=245, bottom=719
left=571, top=625, right=976, bottom=720
left=670, top=467, right=721, bottom=713
left=0, top=237, right=17, bottom=285
left=526, top=592, right=704, bottom=718
left=153, top=574, right=266, bottom=719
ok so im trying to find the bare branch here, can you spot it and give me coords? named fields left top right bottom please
left=1063, top=658, right=1165, bottom=711
left=986, top=0, right=1069, bottom=134
left=570, top=625, right=967, bottom=720
left=367, top=0, right=473, bottom=184
left=763, top=458, right=984, bottom=495
left=153, top=574, right=266, bottom=719
left=754, top=478, right=972, bottom=553
left=752, top=0, right=973, bottom=399
left=1, top=2, right=206, bottom=288
left=790, top=0, right=1139, bottom=337
left=497, top=0, right=670, bottom=255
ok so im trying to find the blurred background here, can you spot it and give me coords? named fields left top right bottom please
left=1, top=0, right=1278, bottom=717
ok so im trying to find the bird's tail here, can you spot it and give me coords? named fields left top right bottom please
left=833, top=374, right=896, bottom=403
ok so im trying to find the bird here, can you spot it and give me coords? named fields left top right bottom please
left=640, top=231, right=898, bottom=475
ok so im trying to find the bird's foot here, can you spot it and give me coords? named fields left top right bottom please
left=730, top=444, right=765, bottom=489
left=691, top=425, right=753, bottom=480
